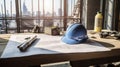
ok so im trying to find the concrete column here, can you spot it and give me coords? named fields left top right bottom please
left=82, top=0, right=100, bottom=30
left=106, top=0, right=114, bottom=30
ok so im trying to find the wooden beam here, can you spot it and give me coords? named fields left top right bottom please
left=63, top=0, right=68, bottom=31
left=80, top=0, right=83, bottom=23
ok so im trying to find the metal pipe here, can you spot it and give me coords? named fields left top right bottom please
left=1, top=4, right=4, bottom=27
left=63, top=0, right=68, bottom=31
left=43, top=0, right=45, bottom=29
left=71, top=0, right=72, bottom=16
left=38, top=0, right=40, bottom=25
left=1, top=5, right=3, bottom=17
left=80, top=0, right=83, bottom=23
left=43, top=0, right=45, bottom=18
left=10, top=0, right=12, bottom=18
left=60, top=0, right=62, bottom=27
left=19, top=0, right=22, bottom=30
left=4, top=0, right=8, bottom=33
left=31, top=0, right=33, bottom=17
left=52, top=0, right=54, bottom=18
left=15, top=0, right=20, bottom=33
left=20, top=0, right=22, bottom=17
left=74, top=0, right=75, bottom=7
left=38, top=0, right=40, bottom=16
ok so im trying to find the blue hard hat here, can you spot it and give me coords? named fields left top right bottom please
left=61, top=23, right=88, bottom=44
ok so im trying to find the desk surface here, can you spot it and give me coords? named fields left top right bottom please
left=0, top=32, right=120, bottom=67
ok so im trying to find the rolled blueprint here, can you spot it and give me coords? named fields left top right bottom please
left=17, top=35, right=37, bottom=52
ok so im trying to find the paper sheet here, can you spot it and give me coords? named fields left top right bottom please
left=34, top=34, right=111, bottom=53
left=1, top=34, right=111, bottom=58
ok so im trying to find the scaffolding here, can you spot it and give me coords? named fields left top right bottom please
left=72, top=0, right=82, bottom=23
left=0, top=0, right=79, bottom=33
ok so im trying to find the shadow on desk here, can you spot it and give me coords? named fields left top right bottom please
left=0, top=37, right=9, bottom=57
left=92, top=40, right=115, bottom=48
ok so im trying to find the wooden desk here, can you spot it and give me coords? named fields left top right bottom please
left=0, top=33, right=120, bottom=67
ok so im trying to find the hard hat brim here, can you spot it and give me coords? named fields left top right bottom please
left=61, top=36, right=81, bottom=44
